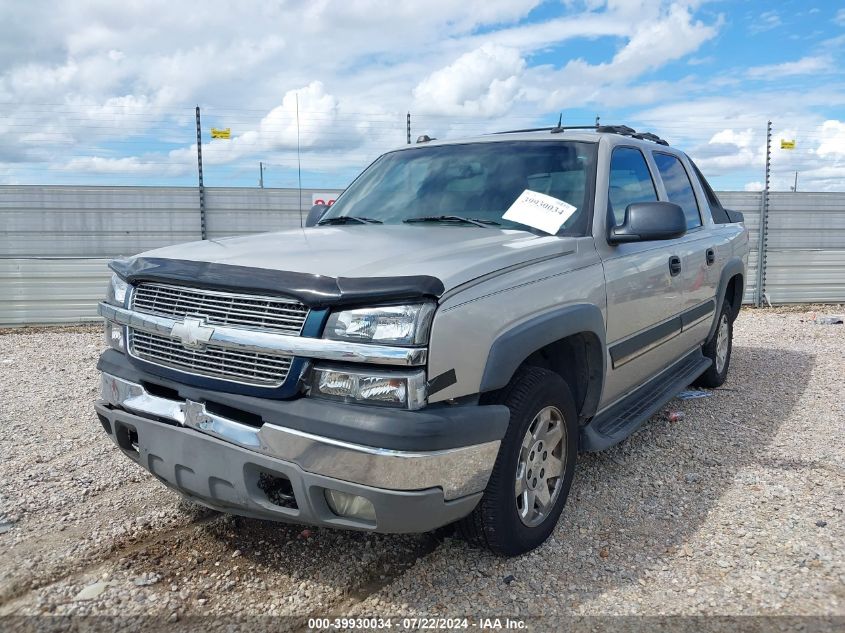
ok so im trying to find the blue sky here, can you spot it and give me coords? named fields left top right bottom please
left=1, top=0, right=843, bottom=191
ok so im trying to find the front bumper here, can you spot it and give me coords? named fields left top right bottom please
left=96, top=402, right=482, bottom=532
left=95, top=370, right=503, bottom=532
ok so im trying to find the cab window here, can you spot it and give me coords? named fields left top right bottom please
left=653, top=152, right=702, bottom=230
left=608, top=147, right=658, bottom=227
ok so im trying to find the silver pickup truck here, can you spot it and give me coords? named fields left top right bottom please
left=95, top=125, right=748, bottom=555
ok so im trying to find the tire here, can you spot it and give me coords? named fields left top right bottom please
left=457, top=366, right=578, bottom=556
left=693, top=299, right=733, bottom=388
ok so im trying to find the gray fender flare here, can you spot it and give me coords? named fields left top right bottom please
left=479, top=303, right=606, bottom=418
left=708, top=257, right=745, bottom=340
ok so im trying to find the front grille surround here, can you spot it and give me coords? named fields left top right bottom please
left=127, top=282, right=308, bottom=387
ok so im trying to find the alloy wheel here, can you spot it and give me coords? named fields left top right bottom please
left=515, top=405, right=566, bottom=527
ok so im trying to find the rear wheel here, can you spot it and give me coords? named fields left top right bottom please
left=457, top=366, right=578, bottom=556
left=694, top=299, right=733, bottom=388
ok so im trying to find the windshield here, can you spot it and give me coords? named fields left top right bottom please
left=322, top=141, right=597, bottom=235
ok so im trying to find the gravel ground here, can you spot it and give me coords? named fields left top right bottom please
left=0, top=308, right=843, bottom=625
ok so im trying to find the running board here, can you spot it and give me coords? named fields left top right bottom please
left=580, top=350, right=711, bottom=452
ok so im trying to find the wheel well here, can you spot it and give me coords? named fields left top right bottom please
left=521, top=332, right=603, bottom=421
left=724, top=274, right=743, bottom=321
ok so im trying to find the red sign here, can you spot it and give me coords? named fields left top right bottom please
left=311, top=192, right=338, bottom=207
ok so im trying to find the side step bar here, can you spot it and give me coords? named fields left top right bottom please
left=580, top=349, right=711, bottom=452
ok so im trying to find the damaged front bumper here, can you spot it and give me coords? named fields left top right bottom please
left=95, top=371, right=504, bottom=533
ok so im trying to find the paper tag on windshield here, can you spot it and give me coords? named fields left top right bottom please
left=502, top=189, right=577, bottom=234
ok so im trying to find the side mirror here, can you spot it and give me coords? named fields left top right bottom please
left=305, top=204, right=330, bottom=227
left=609, top=201, right=686, bottom=243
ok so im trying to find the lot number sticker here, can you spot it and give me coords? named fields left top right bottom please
left=503, top=189, right=577, bottom=234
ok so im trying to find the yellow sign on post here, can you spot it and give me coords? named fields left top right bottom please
left=780, top=139, right=795, bottom=150
left=211, top=128, right=231, bottom=139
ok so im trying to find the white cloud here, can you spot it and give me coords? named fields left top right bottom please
left=609, top=4, right=716, bottom=76
left=62, top=156, right=190, bottom=176
left=694, top=127, right=762, bottom=172
left=259, top=82, right=342, bottom=150
left=4, top=60, right=80, bottom=98
left=816, top=120, right=845, bottom=157
left=0, top=1, right=548, bottom=182
left=749, top=10, right=781, bottom=34
left=1, top=0, right=842, bottom=192
left=156, top=82, right=400, bottom=176
left=688, top=56, right=714, bottom=66
left=835, top=9, right=845, bottom=26
left=746, top=55, right=833, bottom=79
left=413, top=45, right=525, bottom=116
left=744, top=181, right=764, bottom=191
left=539, top=4, right=719, bottom=109
left=710, top=129, right=755, bottom=148
left=463, top=12, right=630, bottom=52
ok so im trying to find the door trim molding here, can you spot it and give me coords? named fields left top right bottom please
left=609, top=300, right=715, bottom=369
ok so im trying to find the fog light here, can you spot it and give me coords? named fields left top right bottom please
left=324, top=489, right=376, bottom=522
left=104, top=320, right=125, bottom=352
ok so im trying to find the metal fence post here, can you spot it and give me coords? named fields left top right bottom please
left=195, top=106, right=207, bottom=240
left=755, top=120, right=772, bottom=306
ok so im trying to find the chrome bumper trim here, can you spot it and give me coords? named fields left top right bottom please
left=100, top=373, right=498, bottom=499
left=98, top=302, right=427, bottom=367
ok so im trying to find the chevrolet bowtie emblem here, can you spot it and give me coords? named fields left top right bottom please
left=171, top=317, right=215, bottom=350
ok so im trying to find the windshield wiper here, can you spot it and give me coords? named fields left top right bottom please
left=403, top=215, right=500, bottom=228
left=317, top=216, right=383, bottom=225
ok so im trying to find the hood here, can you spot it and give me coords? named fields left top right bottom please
left=118, top=225, right=577, bottom=306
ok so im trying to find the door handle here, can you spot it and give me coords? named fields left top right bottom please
left=669, top=256, right=682, bottom=276
left=706, top=248, right=716, bottom=266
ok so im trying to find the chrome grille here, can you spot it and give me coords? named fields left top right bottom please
left=127, top=282, right=307, bottom=387
left=130, top=330, right=293, bottom=387
left=131, top=282, right=308, bottom=335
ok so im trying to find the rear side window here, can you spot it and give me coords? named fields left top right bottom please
left=608, top=147, right=658, bottom=226
left=690, top=160, right=731, bottom=224
left=653, top=153, right=702, bottom=230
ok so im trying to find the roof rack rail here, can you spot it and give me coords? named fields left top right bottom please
left=493, top=125, right=599, bottom=135
left=632, top=132, right=669, bottom=146
left=492, top=123, right=669, bottom=145
left=597, top=125, right=669, bottom=146
left=596, top=125, right=636, bottom=135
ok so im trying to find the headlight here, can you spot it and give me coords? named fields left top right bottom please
left=105, top=273, right=129, bottom=307
left=324, top=303, right=435, bottom=346
left=310, top=365, right=427, bottom=409
left=104, top=273, right=129, bottom=352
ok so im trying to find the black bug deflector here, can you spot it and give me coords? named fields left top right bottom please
left=110, top=257, right=445, bottom=308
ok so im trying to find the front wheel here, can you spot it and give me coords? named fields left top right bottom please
left=457, top=366, right=578, bottom=556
